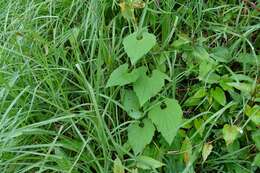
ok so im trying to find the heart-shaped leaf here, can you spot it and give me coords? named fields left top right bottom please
left=128, top=118, right=155, bottom=154
left=123, top=31, right=156, bottom=64
left=106, top=64, right=146, bottom=87
left=148, top=98, right=183, bottom=145
left=133, top=69, right=169, bottom=106
left=223, top=124, right=240, bottom=145
left=123, top=90, right=142, bottom=119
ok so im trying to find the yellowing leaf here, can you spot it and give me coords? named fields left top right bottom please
left=113, top=157, right=125, bottom=173
left=133, top=70, right=169, bottom=106
left=181, top=137, right=192, bottom=165
left=123, top=31, right=156, bottom=64
left=223, top=124, right=240, bottom=145
left=128, top=118, right=155, bottom=154
left=202, top=143, right=213, bottom=162
left=148, top=98, right=183, bottom=145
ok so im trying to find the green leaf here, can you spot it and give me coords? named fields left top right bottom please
left=211, top=87, right=226, bottom=106
left=128, top=118, right=155, bottom=154
left=136, top=155, right=165, bottom=170
left=211, top=47, right=231, bottom=63
left=113, top=157, right=125, bottom=173
left=253, top=154, right=260, bottom=167
left=192, top=46, right=210, bottom=62
left=148, top=98, right=183, bottom=145
left=202, top=143, right=213, bottom=162
left=123, top=31, right=156, bottom=64
left=252, top=130, right=260, bottom=150
left=184, top=88, right=207, bottom=106
left=223, top=124, right=240, bottom=145
left=133, top=69, right=169, bottom=106
left=245, top=105, right=260, bottom=126
left=123, top=90, right=142, bottom=119
left=236, top=53, right=260, bottom=65
left=106, top=64, right=145, bottom=87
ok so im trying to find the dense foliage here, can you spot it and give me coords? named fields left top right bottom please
left=0, top=0, right=259, bottom=172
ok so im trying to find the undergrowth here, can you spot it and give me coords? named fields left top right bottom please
left=0, top=0, right=260, bottom=173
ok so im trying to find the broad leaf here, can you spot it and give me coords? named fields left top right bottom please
left=106, top=64, right=145, bottom=87
left=211, top=47, right=231, bottom=63
left=133, top=70, right=169, bottom=106
left=113, top=157, right=125, bottom=173
left=202, top=143, right=213, bottom=162
left=123, top=90, right=142, bottom=119
left=136, top=155, right=165, bottom=170
left=128, top=118, right=155, bottom=154
left=223, top=124, right=240, bottom=145
left=211, top=87, right=226, bottom=106
left=123, top=31, right=156, bottom=64
left=148, top=98, right=183, bottom=145
left=192, top=46, right=210, bottom=62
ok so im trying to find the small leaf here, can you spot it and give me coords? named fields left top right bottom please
left=223, top=124, right=240, bottom=145
left=123, top=90, right=142, bottom=119
left=253, top=154, right=260, bottom=167
left=184, top=88, right=207, bottom=106
left=245, top=105, right=260, bottom=126
left=136, top=155, right=165, bottom=170
left=202, top=143, right=213, bottom=162
left=119, top=1, right=134, bottom=20
left=128, top=118, right=155, bottom=154
left=106, top=64, right=145, bottom=87
left=181, top=137, right=192, bottom=165
left=113, top=157, right=125, bottom=173
left=123, top=31, right=156, bottom=64
left=148, top=98, right=183, bottom=145
left=133, top=70, right=169, bottom=106
left=211, top=87, right=226, bottom=106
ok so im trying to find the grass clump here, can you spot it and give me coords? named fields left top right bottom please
left=0, top=0, right=259, bottom=172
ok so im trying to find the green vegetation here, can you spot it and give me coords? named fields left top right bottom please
left=0, top=0, right=260, bottom=172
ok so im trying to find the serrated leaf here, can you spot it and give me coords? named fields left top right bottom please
left=106, top=64, right=146, bottom=87
left=136, top=155, right=165, bottom=170
left=223, top=124, right=240, bottom=145
left=202, top=143, right=213, bottom=162
left=123, top=90, right=142, bottom=119
left=113, top=157, right=125, bottom=173
left=123, top=31, right=156, bottom=64
left=148, top=98, right=183, bottom=145
left=133, top=70, right=169, bottom=106
left=128, top=118, right=155, bottom=154
left=211, top=87, right=226, bottom=106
